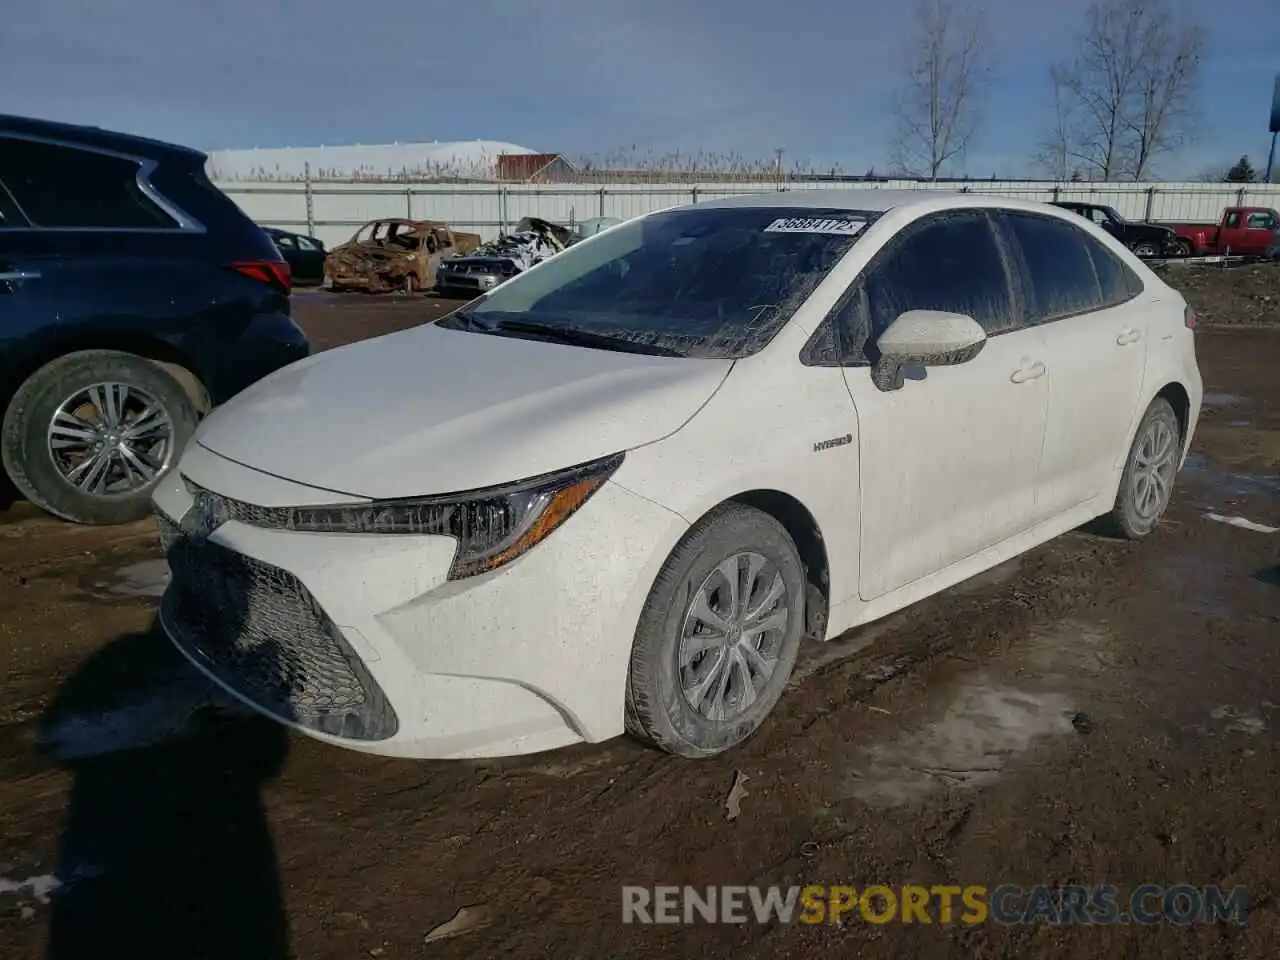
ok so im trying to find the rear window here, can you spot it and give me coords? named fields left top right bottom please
left=454, top=206, right=876, bottom=359
left=0, top=136, right=178, bottom=229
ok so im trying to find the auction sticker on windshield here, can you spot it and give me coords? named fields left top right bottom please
left=763, top=217, right=867, bottom=236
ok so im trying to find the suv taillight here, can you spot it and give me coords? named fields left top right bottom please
left=1184, top=305, right=1197, bottom=330
left=231, top=260, right=291, bottom=294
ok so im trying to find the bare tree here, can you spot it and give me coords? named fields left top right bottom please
left=889, top=0, right=994, bottom=180
left=1034, top=66, right=1076, bottom=180
left=1046, top=0, right=1204, bottom=181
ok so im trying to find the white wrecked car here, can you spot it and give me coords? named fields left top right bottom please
left=433, top=216, right=577, bottom=297
left=153, top=190, right=1202, bottom=760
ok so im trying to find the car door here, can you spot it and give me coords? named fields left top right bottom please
left=996, top=211, right=1148, bottom=520
left=0, top=176, right=61, bottom=370
left=1240, top=211, right=1278, bottom=256
left=832, top=210, right=1049, bottom=602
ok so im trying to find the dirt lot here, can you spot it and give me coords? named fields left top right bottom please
left=1, top=272, right=1278, bottom=959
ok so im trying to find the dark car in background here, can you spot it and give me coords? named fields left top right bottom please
left=264, top=226, right=327, bottom=285
left=1051, top=201, right=1179, bottom=258
left=0, top=114, right=310, bottom=525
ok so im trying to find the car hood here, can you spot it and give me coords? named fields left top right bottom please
left=194, top=324, right=733, bottom=500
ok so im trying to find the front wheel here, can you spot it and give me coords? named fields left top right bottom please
left=1131, top=241, right=1160, bottom=258
left=1103, top=398, right=1181, bottom=539
left=1176, top=239, right=1195, bottom=257
left=624, top=503, right=807, bottom=758
left=1, top=351, right=198, bottom=525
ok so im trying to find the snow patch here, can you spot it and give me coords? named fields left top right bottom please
left=107, top=559, right=171, bottom=598
left=1205, top=513, right=1278, bottom=534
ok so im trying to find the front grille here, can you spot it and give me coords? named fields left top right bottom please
left=157, top=510, right=398, bottom=741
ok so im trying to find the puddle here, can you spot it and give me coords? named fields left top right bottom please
left=1210, top=706, right=1267, bottom=736
left=95, top=559, right=171, bottom=598
left=843, top=680, right=1076, bottom=807
left=837, top=620, right=1110, bottom=807
left=1201, top=392, right=1242, bottom=408
left=1181, top=453, right=1280, bottom=498
left=39, top=669, right=251, bottom=761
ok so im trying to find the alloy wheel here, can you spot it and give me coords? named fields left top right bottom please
left=47, top=382, right=174, bottom=496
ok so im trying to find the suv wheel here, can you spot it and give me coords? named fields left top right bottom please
left=1131, top=241, right=1160, bottom=258
left=2, top=350, right=198, bottom=525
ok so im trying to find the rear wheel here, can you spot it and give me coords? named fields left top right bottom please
left=1176, top=239, right=1195, bottom=257
left=1131, top=241, right=1160, bottom=258
left=625, top=504, right=807, bottom=758
left=1103, top=398, right=1180, bottom=539
left=1, top=351, right=198, bottom=525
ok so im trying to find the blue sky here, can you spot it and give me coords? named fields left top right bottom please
left=2, top=0, right=1277, bottom=178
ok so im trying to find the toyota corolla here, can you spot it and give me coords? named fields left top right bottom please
left=153, top=190, right=1202, bottom=760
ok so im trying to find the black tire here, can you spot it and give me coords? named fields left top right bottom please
left=624, top=503, right=807, bottom=758
left=1102, top=397, right=1181, bottom=540
left=1131, top=241, right=1159, bottom=258
left=1, top=350, right=198, bottom=525
left=1176, top=239, right=1195, bottom=257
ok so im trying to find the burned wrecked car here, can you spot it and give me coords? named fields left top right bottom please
left=434, top=216, right=585, bottom=297
left=325, top=218, right=481, bottom=294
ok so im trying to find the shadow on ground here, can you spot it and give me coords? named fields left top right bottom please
left=37, top=623, right=291, bottom=960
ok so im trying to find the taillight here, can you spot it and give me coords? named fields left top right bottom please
left=1184, top=305, right=1197, bottom=330
left=231, top=259, right=292, bottom=294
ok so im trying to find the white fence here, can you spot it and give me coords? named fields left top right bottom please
left=214, top=177, right=1280, bottom=247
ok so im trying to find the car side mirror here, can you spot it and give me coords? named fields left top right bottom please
left=871, top=310, right=987, bottom=392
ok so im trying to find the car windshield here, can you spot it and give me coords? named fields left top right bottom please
left=441, top=205, right=876, bottom=359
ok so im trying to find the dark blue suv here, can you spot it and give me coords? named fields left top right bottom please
left=0, top=115, right=310, bottom=525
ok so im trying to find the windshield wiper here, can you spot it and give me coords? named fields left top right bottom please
left=483, top=319, right=685, bottom=357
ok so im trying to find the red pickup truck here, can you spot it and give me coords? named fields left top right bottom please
left=1166, top=206, right=1280, bottom=257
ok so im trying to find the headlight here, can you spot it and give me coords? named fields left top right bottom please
left=282, top=453, right=624, bottom=580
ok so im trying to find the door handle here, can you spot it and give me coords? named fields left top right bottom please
left=1116, top=328, right=1142, bottom=346
left=1010, top=361, right=1046, bottom=384
left=0, top=270, right=40, bottom=283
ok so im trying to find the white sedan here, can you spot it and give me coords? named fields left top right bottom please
left=153, top=190, right=1202, bottom=760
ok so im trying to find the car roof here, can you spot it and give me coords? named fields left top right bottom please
left=687, top=187, right=1080, bottom=220
left=0, top=113, right=206, bottom=164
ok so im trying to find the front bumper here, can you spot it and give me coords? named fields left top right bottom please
left=433, top=269, right=505, bottom=296
left=152, top=443, right=688, bottom=759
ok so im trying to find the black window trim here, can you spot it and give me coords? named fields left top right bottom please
left=0, top=131, right=205, bottom=234
left=0, top=178, right=28, bottom=227
left=993, top=208, right=1142, bottom=327
left=800, top=207, right=1025, bottom=368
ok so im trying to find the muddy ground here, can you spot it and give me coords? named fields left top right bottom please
left=0, top=271, right=1278, bottom=959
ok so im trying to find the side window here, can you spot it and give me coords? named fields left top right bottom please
left=273, top=234, right=297, bottom=250
left=1084, top=236, right=1143, bottom=306
left=1246, top=212, right=1276, bottom=230
left=296, top=236, right=317, bottom=251
left=1223, top=212, right=1241, bottom=228
left=1002, top=213, right=1103, bottom=322
left=0, top=136, right=178, bottom=229
left=1089, top=208, right=1108, bottom=225
left=862, top=212, right=1015, bottom=345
